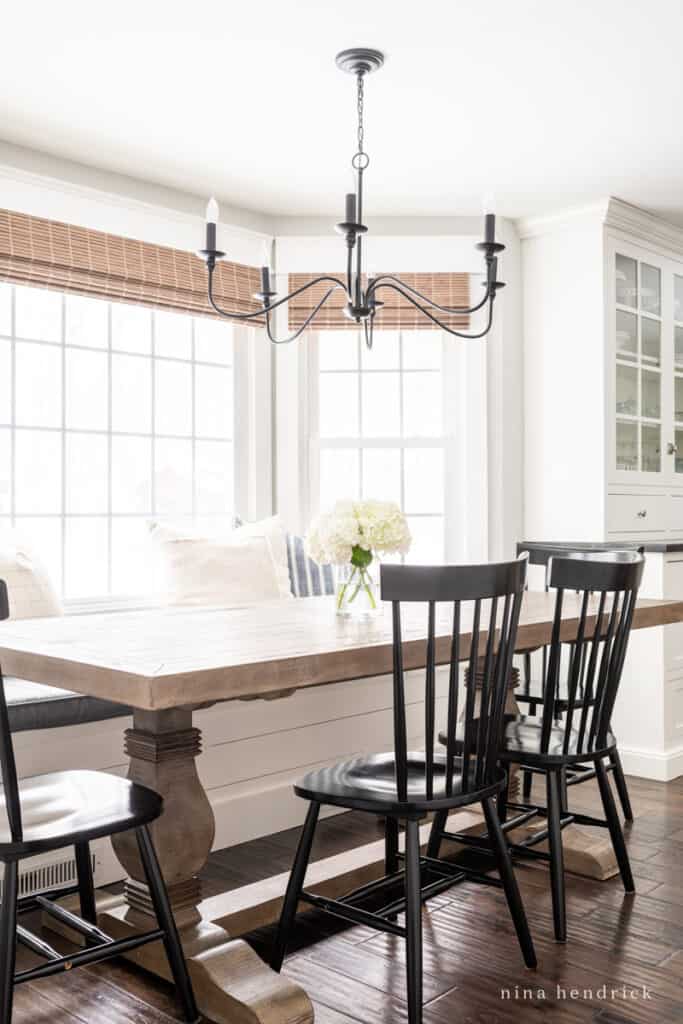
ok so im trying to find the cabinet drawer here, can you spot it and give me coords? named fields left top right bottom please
left=607, top=492, right=668, bottom=533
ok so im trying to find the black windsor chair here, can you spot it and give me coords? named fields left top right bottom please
left=271, top=558, right=536, bottom=1024
left=0, top=579, right=199, bottom=1024
left=429, top=551, right=644, bottom=943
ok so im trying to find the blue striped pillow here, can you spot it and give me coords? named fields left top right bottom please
left=286, top=533, right=335, bottom=598
left=233, top=517, right=335, bottom=598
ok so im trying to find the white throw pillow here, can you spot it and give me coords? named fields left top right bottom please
left=148, top=524, right=283, bottom=607
left=148, top=515, right=292, bottom=600
left=231, top=515, right=291, bottom=599
left=0, top=531, right=63, bottom=619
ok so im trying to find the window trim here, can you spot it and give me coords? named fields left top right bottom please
left=0, top=283, right=269, bottom=610
left=305, top=328, right=456, bottom=563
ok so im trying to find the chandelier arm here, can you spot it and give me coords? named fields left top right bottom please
left=264, top=285, right=342, bottom=345
left=207, top=264, right=348, bottom=321
left=371, top=282, right=495, bottom=339
left=366, top=274, right=493, bottom=315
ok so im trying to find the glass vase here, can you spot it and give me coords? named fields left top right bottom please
left=335, top=562, right=380, bottom=618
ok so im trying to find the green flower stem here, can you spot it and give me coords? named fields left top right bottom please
left=339, top=560, right=377, bottom=611
left=362, top=570, right=377, bottom=609
left=337, top=565, right=357, bottom=609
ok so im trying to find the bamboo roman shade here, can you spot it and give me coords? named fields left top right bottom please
left=0, top=208, right=264, bottom=322
left=288, top=272, right=470, bottom=331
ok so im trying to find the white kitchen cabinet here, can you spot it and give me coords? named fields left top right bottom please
left=520, top=197, right=683, bottom=779
left=521, top=197, right=683, bottom=542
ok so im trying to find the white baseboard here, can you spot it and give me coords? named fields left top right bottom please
left=209, top=768, right=344, bottom=854
left=618, top=744, right=683, bottom=782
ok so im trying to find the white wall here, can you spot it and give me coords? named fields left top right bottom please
left=519, top=206, right=607, bottom=541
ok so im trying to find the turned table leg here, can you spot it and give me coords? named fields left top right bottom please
left=102, top=707, right=313, bottom=1024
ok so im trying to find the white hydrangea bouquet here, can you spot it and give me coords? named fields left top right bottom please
left=306, top=499, right=411, bottom=617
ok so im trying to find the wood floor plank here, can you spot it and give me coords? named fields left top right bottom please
left=283, top=954, right=415, bottom=1024
left=12, top=777, right=683, bottom=1024
left=13, top=986, right=86, bottom=1024
left=300, top=932, right=458, bottom=1003
left=26, top=968, right=182, bottom=1024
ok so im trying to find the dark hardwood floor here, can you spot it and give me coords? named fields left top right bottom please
left=12, top=773, right=683, bottom=1024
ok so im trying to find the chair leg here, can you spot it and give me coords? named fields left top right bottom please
left=75, top=841, right=97, bottom=925
left=426, top=810, right=447, bottom=860
left=546, top=769, right=567, bottom=942
left=609, top=750, right=634, bottom=822
left=135, top=827, right=199, bottom=1024
left=482, top=798, right=537, bottom=969
left=559, top=767, right=569, bottom=816
left=404, top=819, right=423, bottom=1024
left=522, top=770, right=533, bottom=801
left=385, top=817, right=400, bottom=874
left=0, top=861, right=18, bottom=1024
left=498, top=771, right=510, bottom=824
left=595, top=760, right=635, bottom=893
left=271, top=801, right=320, bottom=972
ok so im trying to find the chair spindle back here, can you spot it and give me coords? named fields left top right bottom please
left=381, top=558, right=527, bottom=801
left=538, top=553, right=644, bottom=754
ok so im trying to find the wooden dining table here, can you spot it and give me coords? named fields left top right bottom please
left=1, top=590, right=682, bottom=1024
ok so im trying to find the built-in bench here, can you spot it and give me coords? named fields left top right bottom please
left=5, top=532, right=335, bottom=733
left=4, top=677, right=130, bottom=732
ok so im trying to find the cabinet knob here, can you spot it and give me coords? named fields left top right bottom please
left=636, top=509, right=647, bottom=518
left=667, top=441, right=678, bottom=455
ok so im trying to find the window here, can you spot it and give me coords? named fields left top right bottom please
left=313, top=329, right=448, bottom=562
left=0, top=282, right=237, bottom=603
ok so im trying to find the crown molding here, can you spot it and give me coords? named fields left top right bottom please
left=0, top=140, right=275, bottom=240
left=603, top=196, right=683, bottom=255
left=515, top=200, right=610, bottom=239
left=516, top=196, right=683, bottom=256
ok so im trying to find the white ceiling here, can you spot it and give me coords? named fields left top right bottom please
left=3, top=1, right=683, bottom=224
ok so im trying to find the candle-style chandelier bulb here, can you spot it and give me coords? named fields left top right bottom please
left=206, top=197, right=219, bottom=224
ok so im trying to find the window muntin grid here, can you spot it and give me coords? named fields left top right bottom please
left=0, top=282, right=236, bottom=602
left=316, top=329, right=447, bottom=563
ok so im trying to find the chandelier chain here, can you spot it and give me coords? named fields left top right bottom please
left=356, top=73, right=364, bottom=155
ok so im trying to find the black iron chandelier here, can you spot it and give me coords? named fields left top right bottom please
left=199, top=47, right=505, bottom=347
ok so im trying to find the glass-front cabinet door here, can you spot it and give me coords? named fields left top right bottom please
left=674, top=272, right=683, bottom=476
left=614, top=250, right=663, bottom=476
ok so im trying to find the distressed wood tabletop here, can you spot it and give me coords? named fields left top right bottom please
left=0, top=592, right=681, bottom=710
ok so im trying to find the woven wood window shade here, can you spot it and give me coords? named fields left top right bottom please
left=288, top=272, right=470, bottom=331
left=0, top=208, right=264, bottom=322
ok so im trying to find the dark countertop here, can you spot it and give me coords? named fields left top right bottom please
left=519, top=539, right=683, bottom=554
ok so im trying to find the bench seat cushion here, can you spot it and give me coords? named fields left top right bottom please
left=4, top=677, right=131, bottom=733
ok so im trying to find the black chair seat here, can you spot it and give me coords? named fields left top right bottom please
left=0, top=770, right=161, bottom=857
left=498, top=717, right=616, bottom=765
left=295, top=751, right=505, bottom=815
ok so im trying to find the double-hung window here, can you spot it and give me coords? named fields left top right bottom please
left=0, top=281, right=237, bottom=604
left=312, top=328, right=449, bottom=562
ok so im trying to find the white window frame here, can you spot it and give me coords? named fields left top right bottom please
left=0, top=283, right=271, bottom=613
left=273, top=235, right=502, bottom=560
left=306, top=329, right=453, bottom=561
